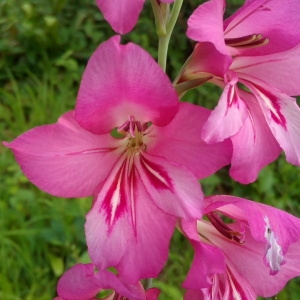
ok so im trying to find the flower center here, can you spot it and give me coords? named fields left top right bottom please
left=117, top=116, right=148, bottom=155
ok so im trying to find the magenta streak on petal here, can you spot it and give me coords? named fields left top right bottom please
left=100, top=160, right=127, bottom=230
left=65, top=147, right=119, bottom=156
left=127, top=157, right=138, bottom=234
left=225, top=267, right=250, bottom=299
left=140, top=156, right=174, bottom=191
left=254, top=84, right=287, bottom=128
left=227, top=84, right=239, bottom=109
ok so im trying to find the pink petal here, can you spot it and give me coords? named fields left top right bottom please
left=75, top=36, right=179, bottom=134
left=181, top=221, right=226, bottom=289
left=246, top=80, right=300, bottom=166
left=145, top=288, right=160, bottom=300
left=135, top=152, right=203, bottom=221
left=96, top=0, right=145, bottom=34
left=201, top=80, right=248, bottom=143
left=224, top=0, right=300, bottom=56
left=187, top=0, right=228, bottom=56
left=116, top=175, right=176, bottom=283
left=229, top=90, right=281, bottom=183
left=3, top=111, right=121, bottom=197
left=147, top=102, right=232, bottom=179
left=85, top=156, right=131, bottom=270
left=86, top=157, right=176, bottom=283
left=56, top=264, right=101, bottom=300
left=183, top=290, right=204, bottom=300
left=233, top=43, right=300, bottom=96
left=57, top=263, right=148, bottom=300
left=181, top=42, right=232, bottom=79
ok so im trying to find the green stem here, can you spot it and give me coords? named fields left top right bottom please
left=145, top=278, right=153, bottom=289
left=151, top=0, right=184, bottom=72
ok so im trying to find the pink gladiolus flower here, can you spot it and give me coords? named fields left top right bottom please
left=182, top=195, right=300, bottom=299
left=180, top=0, right=300, bottom=183
left=96, top=0, right=175, bottom=34
left=4, top=36, right=231, bottom=283
left=53, top=263, right=160, bottom=300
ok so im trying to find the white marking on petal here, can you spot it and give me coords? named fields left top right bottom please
left=264, top=216, right=285, bottom=274
left=259, top=93, right=282, bottom=122
left=227, top=272, right=242, bottom=300
left=142, top=160, right=170, bottom=187
left=110, top=167, right=125, bottom=225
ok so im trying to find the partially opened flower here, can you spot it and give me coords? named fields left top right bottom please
left=53, top=263, right=160, bottom=300
left=96, top=0, right=174, bottom=34
left=177, top=0, right=300, bottom=183
left=4, top=36, right=231, bottom=283
left=182, top=195, right=300, bottom=299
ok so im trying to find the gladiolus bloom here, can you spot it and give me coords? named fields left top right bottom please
left=182, top=195, right=300, bottom=299
left=179, top=0, right=300, bottom=183
left=4, top=36, right=231, bottom=283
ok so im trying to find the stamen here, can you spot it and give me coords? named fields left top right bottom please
left=117, top=116, right=148, bottom=155
left=206, top=211, right=245, bottom=244
left=225, top=34, right=269, bottom=49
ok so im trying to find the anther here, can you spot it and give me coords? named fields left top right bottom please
left=225, top=34, right=269, bottom=49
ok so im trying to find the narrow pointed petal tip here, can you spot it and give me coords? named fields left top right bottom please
left=75, top=36, right=179, bottom=134
left=96, top=0, right=145, bottom=34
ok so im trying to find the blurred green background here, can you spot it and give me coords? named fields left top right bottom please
left=1, top=0, right=300, bottom=299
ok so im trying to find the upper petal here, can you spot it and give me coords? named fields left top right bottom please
left=147, top=102, right=232, bottom=179
left=187, top=0, right=228, bottom=56
left=3, top=111, right=120, bottom=197
left=224, top=0, right=300, bottom=56
left=96, top=0, right=145, bottom=34
left=75, top=36, right=179, bottom=134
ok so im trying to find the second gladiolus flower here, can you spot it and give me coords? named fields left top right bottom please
left=178, top=0, right=300, bottom=183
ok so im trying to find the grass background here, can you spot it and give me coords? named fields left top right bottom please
left=1, top=0, right=300, bottom=299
